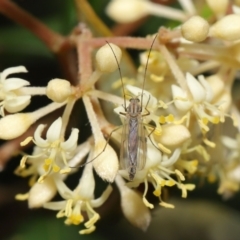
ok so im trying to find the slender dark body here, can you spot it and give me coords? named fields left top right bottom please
left=120, top=98, right=147, bottom=181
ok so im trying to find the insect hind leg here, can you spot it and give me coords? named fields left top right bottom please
left=71, top=126, right=122, bottom=168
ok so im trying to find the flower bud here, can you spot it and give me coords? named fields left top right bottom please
left=158, top=124, right=190, bottom=148
left=0, top=113, right=34, bottom=140
left=181, top=16, right=209, bottom=42
left=106, top=0, right=149, bottom=23
left=206, top=0, right=228, bottom=17
left=28, top=177, right=57, bottom=208
left=206, top=74, right=224, bottom=99
left=95, top=43, right=122, bottom=73
left=93, top=140, right=119, bottom=182
left=46, top=79, right=72, bottom=103
left=172, top=85, right=193, bottom=112
left=210, top=14, right=240, bottom=41
left=116, top=176, right=151, bottom=231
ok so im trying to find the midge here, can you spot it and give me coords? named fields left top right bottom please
left=107, top=35, right=158, bottom=181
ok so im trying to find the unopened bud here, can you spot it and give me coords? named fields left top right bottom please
left=158, top=124, right=190, bottom=148
left=206, top=0, right=229, bottom=17
left=116, top=176, right=151, bottom=231
left=93, top=140, right=119, bottom=182
left=28, top=177, right=57, bottom=208
left=106, top=0, right=149, bottom=23
left=181, top=16, right=209, bottom=42
left=0, top=113, right=34, bottom=140
left=96, top=43, right=122, bottom=73
left=46, top=79, right=72, bottom=103
left=210, top=14, right=240, bottom=41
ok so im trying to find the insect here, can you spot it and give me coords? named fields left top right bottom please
left=107, top=34, right=158, bottom=180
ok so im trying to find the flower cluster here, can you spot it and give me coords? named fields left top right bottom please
left=1, top=0, right=240, bottom=235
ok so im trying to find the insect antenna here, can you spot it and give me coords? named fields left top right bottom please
left=71, top=42, right=126, bottom=169
left=140, top=34, right=158, bottom=109
left=106, top=41, right=127, bottom=110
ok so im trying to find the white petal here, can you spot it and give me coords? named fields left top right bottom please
left=198, top=75, right=213, bottom=102
left=54, top=177, right=73, bottom=199
left=46, top=117, right=62, bottom=142
left=1, top=66, right=27, bottom=82
left=222, top=136, right=238, bottom=149
left=158, top=124, right=191, bottom=148
left=28, top=177, right=57, bottom=208
left=91, top=185, right=113, bottom=208
left=61, top=128, right=79, bottom=150
left=172, top=85, right=192, bottom=112
left=126, top=85, right=157, bottom=109
left=93, top=140, right=119, bottom=182
left=77, top=163, right=95, bottom=199
left=34, top=124, right=48, bottom=147
left=3, top=78, right=30, bottom=91
left=186, top=72, right=205, bottom=103
left=44, top=200, right=67, bottom=210
left=4, top=95, right=31, bottom=113
left=126, top=85, right=142, bottom=97
left=161, top=148, right=181, bottom=167
left=116, top=175, right=151, bottom=231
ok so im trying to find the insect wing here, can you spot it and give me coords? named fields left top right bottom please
left=120, top=115, right=147, bottom=172
left=120, top=116, right=130, bottom=170
left=136, top=117, right=147, bottom=171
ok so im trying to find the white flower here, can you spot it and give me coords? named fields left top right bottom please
left=119, top=142, right=195, bottom=208
left=172, top=73, right=225, bottom=132
left=0, top=66, right=31, bottom=116
left=115, top=175, right=151, bottom=231
left=20, top=117, right=79, bottom=182
left=44, top=163, right=113, bottom=234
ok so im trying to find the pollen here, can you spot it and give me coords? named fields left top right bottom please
left=202, top=117, right=209, bottom=125
left=70, top=214, right=84, bottom=225
left=208, top=173, right=216, bottom=183
left=43, top=164, right=50, bottom=172
left=150, top=74, right=164, bottom=82
left=166, top=114, right=174, bottom=122
left=212, top=116, right=220, bottom=124
left=53, top=164, right=60, bottom=172
left=45, top=158, right=52, bottom=165
left=159, top=115, right=166, bottom=124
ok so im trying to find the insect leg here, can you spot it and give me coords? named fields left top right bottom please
left=72, top=125, right=122, bottom=168
left=144, top=124, right=163, bottom=152
left=142, top=94, right=151, bottom=117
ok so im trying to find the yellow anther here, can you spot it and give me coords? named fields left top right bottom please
left=45, top=158, right=52, bottom=165
left=212, top=116, right=220, bottom=124
left=15, top=193, right=29, bottom=201
left=53, top=164, right=60, bottom=172
left=202, top=117, right=208, bottom=125
left=165, top=180, right=175, bottom=186
left=70, top=214, right=84, bottom=225
left=208, top=173, right=216, bottom=183
left=166, top=114, right=174, bottom=122
left=159, top=201, right=175, bottom=209
left=20, top=136, right=33, bottom=146
left=154, top=127, right=162, bottom=135
left=43, top=164, right=49, bottom=172
left=153, top=189, right=161, bottom=196
left=159, top=115, right=165, bottom=124
left=150, top=74, right=164, bottom=82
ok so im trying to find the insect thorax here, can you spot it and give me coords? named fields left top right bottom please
left=126, top=98, right=142, bottom=117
